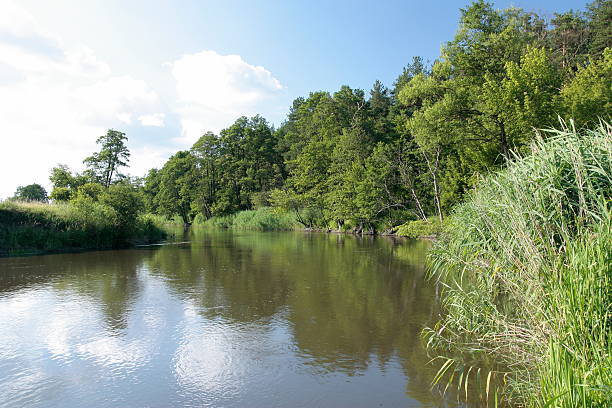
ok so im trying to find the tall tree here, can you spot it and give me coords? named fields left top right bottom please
left=155, top=151, right=197, bottom=225
left=586, top=0, right=612, bottom=57
left=84, top=129, right=130, bottom=187
left=191, top=132, right=221, bottom=219
left=548, top=10, right=590, bottom=70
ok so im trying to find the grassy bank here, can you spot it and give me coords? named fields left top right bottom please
left=202, top=207, right=299, bottom=231
left=0, top=201, right=166, bottom=256
left=425, top=123, right=611, bottom=406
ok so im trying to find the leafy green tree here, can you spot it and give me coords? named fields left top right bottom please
left=73, top=182, right=105, bottom=201
left=84, top=129, right=130, bottom=187
left=190, top=132, right=220, bottom=218
left=99, top=183, right=144, bottom=232
left=49, top=164, right=92, bottom=200
left=49, top=164, right=77, bottom=190
left=482, top=47, right=562, bottom=153
left=269, top=188, right=322, bottom=228
left=587, top=0, right=612, bottom=57
left=560, top=47, right=612, bottom=126
left=548, top=10, right=590, bottom=70
left=13, top=184, right=47, bottom=202
left=156, top=151, right=197, bottom=225
left=142, top=168, right=161, bottom=214
left=49, top=187, right=71, bottom=202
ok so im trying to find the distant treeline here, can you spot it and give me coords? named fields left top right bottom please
left=19, top=0, right=611, bottom=234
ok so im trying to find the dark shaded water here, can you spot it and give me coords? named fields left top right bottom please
left=0, top=230, right=467, bottom=407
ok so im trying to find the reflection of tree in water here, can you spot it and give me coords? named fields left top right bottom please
left=64, top=251, right=147, bottom=332
left=145, top=230, right=458, bottom=405
left=0, top=231, right=475, bottom=404
left=284, top=236, right=441, bottom=400
left=0, top=250, right=150, bottom=333
left=145, top=231, right=292, bottom=322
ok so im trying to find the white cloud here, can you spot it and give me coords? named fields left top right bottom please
left=0, top=2, right=288, bottom=199
left=138, top=113, right=165, bottom=127
left=169, top=50, right=284, bottom=141
left=117, top=113, right=133, bottom=124
left=128, top=145, right=175, bottom=177
left=0, top=1, right=163, bottom=198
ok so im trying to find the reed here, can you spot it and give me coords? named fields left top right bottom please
left=0, top=200, right=166, bottom=255
left=204, top=207, right=299, bottom=231
left=425, top=122, right=611, bottom=407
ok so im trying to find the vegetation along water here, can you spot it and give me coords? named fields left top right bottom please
left=1, top=0, right=610, bottom=406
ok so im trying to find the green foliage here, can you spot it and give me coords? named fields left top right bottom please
left=13, top=183, right=47, bottom=202
left=74, top=182, right=105, bottom=201
left=395, top=218, right=443, bottom=238
left=425, top=124, right=612, bottom=406
left=155, top=150, right=197, bottom=225
left=49, top=186, right=71, bottom=202
left=548, top=10, right=590, bottom=70
left=204, top=207, right=298, bottom=231
left=49, top=164, right=94, bottom=200
left=587, top=0, right=612, bottom=57
left=0, top=200, right=165, bottom=255
left=136, top=2, right=610, bottom=235
left=83, top=129, right=130, bottom=187
left=560, top=47, right=612, bottom=126
left=99, top=183, right=144, bottom=232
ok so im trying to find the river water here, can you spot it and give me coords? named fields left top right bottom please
left=0, top=230, right=471, bottom=407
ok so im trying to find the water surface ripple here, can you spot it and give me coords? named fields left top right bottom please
left=0, top=230, right=466, bottom=407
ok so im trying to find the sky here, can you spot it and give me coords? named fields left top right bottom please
left=0, top=0, right=589, bottom=199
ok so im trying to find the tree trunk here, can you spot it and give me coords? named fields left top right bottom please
left=410, top=187, right=427, bottom=221
left=498, top=119, right=509, bottom=159
left=423, top=148, right=443, bottom=222
left=398, top=150, right=427, bottom=221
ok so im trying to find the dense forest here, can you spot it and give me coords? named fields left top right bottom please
left=11, top=0, right=608, bottom=235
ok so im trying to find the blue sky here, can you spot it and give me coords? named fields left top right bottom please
left=0, top=0, right=588, bottom=198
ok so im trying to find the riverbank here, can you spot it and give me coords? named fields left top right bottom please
left=200, top=206, right=442, bottom=239
left=0, top=201, right=166, bottom=256
left=425, top=124, right=611, bottom=407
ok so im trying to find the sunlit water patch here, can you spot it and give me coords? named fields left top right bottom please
left=0, top=230, right=472, bottom=407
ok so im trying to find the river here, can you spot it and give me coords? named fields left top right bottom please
left=0, top=229, right=473, bottom=407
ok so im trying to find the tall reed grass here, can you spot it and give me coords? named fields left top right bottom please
left=0, top=200, right=166, bottom=255
left=204, top=207, right=299, bottom=231
left=425, top=122, right=611, bottom=407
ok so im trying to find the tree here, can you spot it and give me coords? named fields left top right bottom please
left=142, top=169, right=162, bottom=214
left=13, top=184, right=47, bottom=202
left=560, top=47, right=612, bottom=126
left=99, top=183, right=144, bottom=233
left=191, top=132, right=221, bottom=219
left=548, top=10, right=590, bottom=70
left=49, top=164, right=91, bottom=200
left=155, top=151, right=197, bottom=225
left=74, top=182, right=105, bottom=201
left=84, top=129, right=130, bottom=187
left=587, top=0, right=612, bottom=57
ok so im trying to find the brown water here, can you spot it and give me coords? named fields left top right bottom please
left=0, top=229, right=469, bottom=407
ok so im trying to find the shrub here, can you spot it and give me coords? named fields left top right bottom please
left=395, top=217, right=443, bottom=238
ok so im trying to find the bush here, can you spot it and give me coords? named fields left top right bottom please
left=395, top=217, right=442, bottom=238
